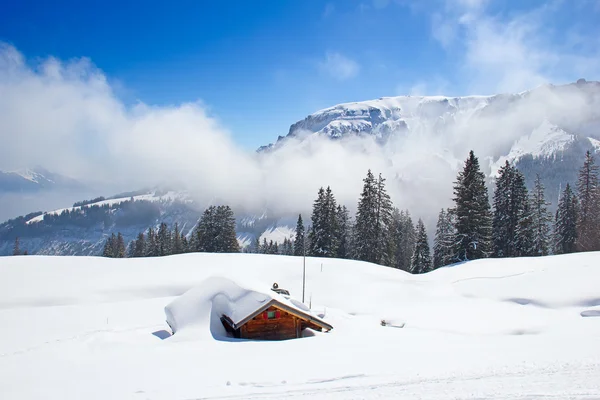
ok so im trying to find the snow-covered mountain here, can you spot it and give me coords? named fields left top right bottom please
left=259, top=79, right=600, bottom=214
left=0, top=166, right=84, bottom=193
left=261, top=80, right=600, bottom=152
left=490, top=119, right=600, bottom=176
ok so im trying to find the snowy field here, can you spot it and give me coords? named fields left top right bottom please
left=0, top=252, right=599, bottom=399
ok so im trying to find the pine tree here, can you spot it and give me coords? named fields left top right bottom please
left=514, top=196, right=535, bottom=257
left=216, top=205, right=240, bottom=253
left=102, top=234, right=113, bottom=257
left=411, top=218, right=432, bottom=273
left=354, top=170, right=393, bottom=265
left=145, top=227, right=158, bottom=257
left=452, top=150, right=492, bottom=261
left=576, top=150, right=600, bottom=252
left=492, top=161, right=515, bottom=258
left=375, top=173, right=394, bottom=266
left=116, top=233, right=126, bottom=258
left=253, top=237, right=261, bottom=254
left=354, top=170, right=378, bottom=263
left=172, top=223, right=183, bottom=254
left=157, top=222, right=171, bottom=256
left=530, top=174, right=552, bottom=256
left=396, top=210, right=416, bottom=271
left=554, top=183, right=578, bottom=254
left=194, top=206, right=240, bottom=253
left=335, top=205, right=351, bottom=259
left=13, top=237, right=20, bottom=256
left=433, top=208, right=455, bottom=268
left=261, top=237, right=268, bottom=254
left=133, top=232, right=145, bottom=257
left=181, top=235, right=189, bottom=253
left=126, top=241, right=135, bottom=258
left=102, top=233, right=118, bottom=258
left=309, top=187, right=338, bottom=257
left=293, top=214, right=306, bottom=256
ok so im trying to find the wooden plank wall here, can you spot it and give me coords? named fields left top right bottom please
left=241, top=306, right=300, bottom=340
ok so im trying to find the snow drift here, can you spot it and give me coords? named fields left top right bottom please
left=164, top=276, right=328, bottom=340
left=1, top=252, right=600, bottom=399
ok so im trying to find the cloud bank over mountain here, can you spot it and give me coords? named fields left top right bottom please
left=1, top=0, right=599, bottom=222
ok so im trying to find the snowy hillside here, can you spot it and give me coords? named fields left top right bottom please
left=25, top=190, right=191, bottom=224
left=0, top=189, right=294, bottom=256
left=1, top=252, right=599, bottom=399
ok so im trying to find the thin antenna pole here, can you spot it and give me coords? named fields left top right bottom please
left=302, top=233, right=306, bottom=303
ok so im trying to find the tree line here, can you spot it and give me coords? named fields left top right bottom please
left=101, top=149, right=600, bottom=272
left=102, top=205, right=239, bottom=258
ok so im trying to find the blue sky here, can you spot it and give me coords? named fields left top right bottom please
left=1, top=0, right=599, bottom=149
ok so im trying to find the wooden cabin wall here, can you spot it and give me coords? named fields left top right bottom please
left=241, top=306, right=300, bottom=340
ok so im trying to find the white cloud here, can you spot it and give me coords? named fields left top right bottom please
left=430, top=0, right=600, bottom=93
left=319, top=52, right=360, bottom=81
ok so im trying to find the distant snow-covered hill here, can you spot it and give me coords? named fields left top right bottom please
left=0, top=189, right=294, bottom=256
left=0, top=166, right=85, bottom=193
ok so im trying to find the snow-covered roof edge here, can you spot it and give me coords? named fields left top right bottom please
left=229, top=295, right=333, bottom=332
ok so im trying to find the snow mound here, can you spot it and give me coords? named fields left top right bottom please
left=164, top=276, right=322, bottom=340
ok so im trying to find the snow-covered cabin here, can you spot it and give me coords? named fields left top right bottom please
left=220, top=291, right=333, bottom=340
left=164, top=277, right=332, bottom=341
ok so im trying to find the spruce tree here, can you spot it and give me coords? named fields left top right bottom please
left=133, top=232, right=145, bottom=257
left=576, top=151, right=600, bottom=252
left=433, top=208, right=455, bottom=268
left=261, top=238, right=268, bottom=254
left=397, top=211, right=416, bottom=271
left=172, top=223, right=183, bottom=254
left=492, top=161, right=515, bottom=258
left=452, top=150, right=492, bottom=261
left=353, top=170, right=393, bottom=265
left=335, top=205, right=351, bottom=259
left=354, top=170, right=378, bottom=263
left=530, top=174, right=552, bottom=256
left=181, top=235, right=189, bottom=253
left=309, top=186, right=338, bottom=257
left=293, top=214, right=306, bottom=256
left=253, top=237, right=261, bottom=254
left=216, top=205, right=240, bottom=253
left=375, top=173, right=394, bottom=266
left=157, top=223, right=171, bottom=256
left=116, top=233, right=126, bottom=258
left=514, top=196, right=535, bottom=257
left=102, top=235, right=114, bottom=257
left=13, top=237, right=20, bottom=256
left=411, top=218, right=432, bottom=273
left=554, top=183, right=578, bottom=254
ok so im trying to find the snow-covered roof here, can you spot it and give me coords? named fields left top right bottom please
left=164, top=277, right=332, bottom=336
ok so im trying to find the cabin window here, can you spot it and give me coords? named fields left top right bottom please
left=263, top=310, right=281, bottom=319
